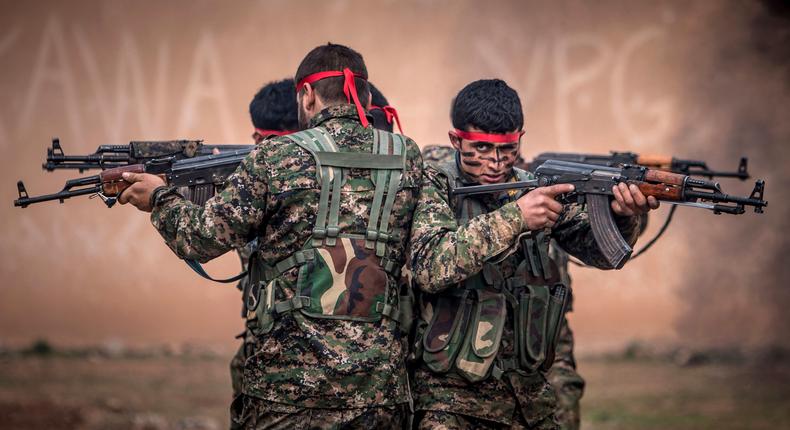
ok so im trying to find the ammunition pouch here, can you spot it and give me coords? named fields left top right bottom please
left=418, top=279, right=568, bottom=382
left=511, top=282, right=568, bottom=372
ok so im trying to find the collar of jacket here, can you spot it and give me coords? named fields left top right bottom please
left=308, top=103, right=375, bottom=129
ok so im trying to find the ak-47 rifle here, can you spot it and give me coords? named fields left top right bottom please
left=42, top=137, right=252, bottom=172
left=452, top=160, right=767, bottom=269
left=15, top=148, right=257, bottom=283
left=15, top=147, right=254, bottom=208
left=523, top=151, right=750, bottom=180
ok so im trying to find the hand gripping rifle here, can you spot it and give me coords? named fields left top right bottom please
left=15, top=147, right=254, bottom=208
left=42, top=137, right=252, bottom=172
left=523, top=151, right=750, bottom=180
left=452, top=160, right=767, bottom=269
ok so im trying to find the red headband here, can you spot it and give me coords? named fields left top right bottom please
left=453, top=129, right=524, bottom=143
left=370, top=105, right=403, bottom=134
left=296, top=68, right=369, bottom=128
left=254, top=128, right=296, bottom=137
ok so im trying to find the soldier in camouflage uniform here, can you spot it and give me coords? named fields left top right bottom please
left=229, top=78, right=299, bottom=400
left=420, top=143, right=586, bottom=430
left=408, top=79, right=658, bottom=429
left=118, top=43, right=423, bottom=429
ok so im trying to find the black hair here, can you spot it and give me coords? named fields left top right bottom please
left=368, top=82, right=393, bottom=132
left=450, top=79, right=523, bottom=133
left=294, top=43, right=370, bottom=105
left=249, top=78, right=298, bottom=131
left=369, top=82, right=389, bottom=107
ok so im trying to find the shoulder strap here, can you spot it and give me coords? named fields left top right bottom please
left=285, top=128, right=339, bottom=246
left=286, top=127, right=406, bottom=250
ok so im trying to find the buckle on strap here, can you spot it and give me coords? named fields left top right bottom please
left=380, top=258, right=401, bottom=278
left=273, top=296, right=311, bottom=315
left=376, top=302, right=399, bottom=320
left=313, top=228, right=327, bottom=239
left=492, top=357, right=519, bottom=380
left=273, top=250, right=314, bottom=275
left=326, top=225, right=340, bottom=238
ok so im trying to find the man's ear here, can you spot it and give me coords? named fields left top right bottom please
left=448, top=131, right=462, bottom=150
left=366, top=91, right=372, bottom=109
left=301, top=84, right=317, bottom=112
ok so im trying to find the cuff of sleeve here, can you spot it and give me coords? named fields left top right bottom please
left=150, top=186, right=182, bottom=209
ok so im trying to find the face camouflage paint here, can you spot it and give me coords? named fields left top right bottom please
left=451, top=129, right=524, bottom=184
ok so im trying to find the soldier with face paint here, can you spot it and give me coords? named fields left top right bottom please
left=407, top=79, right=658, bottom=429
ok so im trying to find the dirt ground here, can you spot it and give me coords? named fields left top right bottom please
left=0, top=353, right=788, bottom=430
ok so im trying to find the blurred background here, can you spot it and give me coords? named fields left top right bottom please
left=0, top=0, right=788, bottom=429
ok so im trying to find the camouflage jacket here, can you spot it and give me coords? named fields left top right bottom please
left=150, top=104, right=424, bottom=409
left=407, top=160, right=641, bottom=424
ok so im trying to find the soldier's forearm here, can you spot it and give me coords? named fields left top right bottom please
left=410, top=202, right=525, bottom=292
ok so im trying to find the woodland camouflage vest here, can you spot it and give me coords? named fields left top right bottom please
left=243, top=127, right=411, bottom=334
left=418, top=158, right=569, bottom=382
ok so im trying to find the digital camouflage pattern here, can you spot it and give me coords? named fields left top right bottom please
left=407, top=160, right=641, bottom=427
left=130, top=139, right=202, bottom=159
left=417, top=409, right=558, bottom=430
left=150, top=104, right=423, bottom=411
left=547, top=316, right=584, bottom=430
left=231, top=395, right=408, bottom=430
left=421, top=144, right=456, bottom=165
left=409, top=165, right=641, bottom=291
left=419, top=146, right=598, bottom=429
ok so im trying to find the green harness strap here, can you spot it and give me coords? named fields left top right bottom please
left=375, top=131, right=406, bottom=257
left=288, top=128, right=406, bottom=249
left=362, top=130, right=406, bottom=256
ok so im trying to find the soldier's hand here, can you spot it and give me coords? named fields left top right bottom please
left=118, top=172, right=166, bottom=212
left=516, top=184, right=574, bottom=230
left=611, top=182, right=660, bottom=216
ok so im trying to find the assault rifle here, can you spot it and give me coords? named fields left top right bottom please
left=15, top=147, right=254, bottom=208
left=452, top=160, right=767, bottom=269
left=523, top=151, right=750, bottom=180
left=42, top=137, right=252, bottom=172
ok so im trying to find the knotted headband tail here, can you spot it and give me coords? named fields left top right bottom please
left=297, top=68, right=370, bottom=128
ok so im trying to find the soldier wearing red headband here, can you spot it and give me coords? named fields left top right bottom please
left=119, top=43, right=423, bottom=429
left=407, top=79, right=658, bottom=429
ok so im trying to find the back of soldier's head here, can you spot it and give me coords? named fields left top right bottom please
left=249, top=78, right=298, bottom=133
left=368, top=82, right=393, bottom=132
left=295, top=43, right=370, bottom=105
left=451, top=79, right=523, bottom=133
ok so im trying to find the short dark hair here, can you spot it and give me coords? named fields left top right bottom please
left=369, top=82, right=388, bottom=107
left=368, top=82, right=393, bottom=132
left=249, top=78, right=298, bottom=131
left=295, top=43, right=369, bottom=105
left=451, top=79, right=523, bottom=133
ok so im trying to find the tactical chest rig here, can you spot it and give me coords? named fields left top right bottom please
left=243, top=127, right=409, bottom=335
left=419, top=161, right=568, bottom=382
